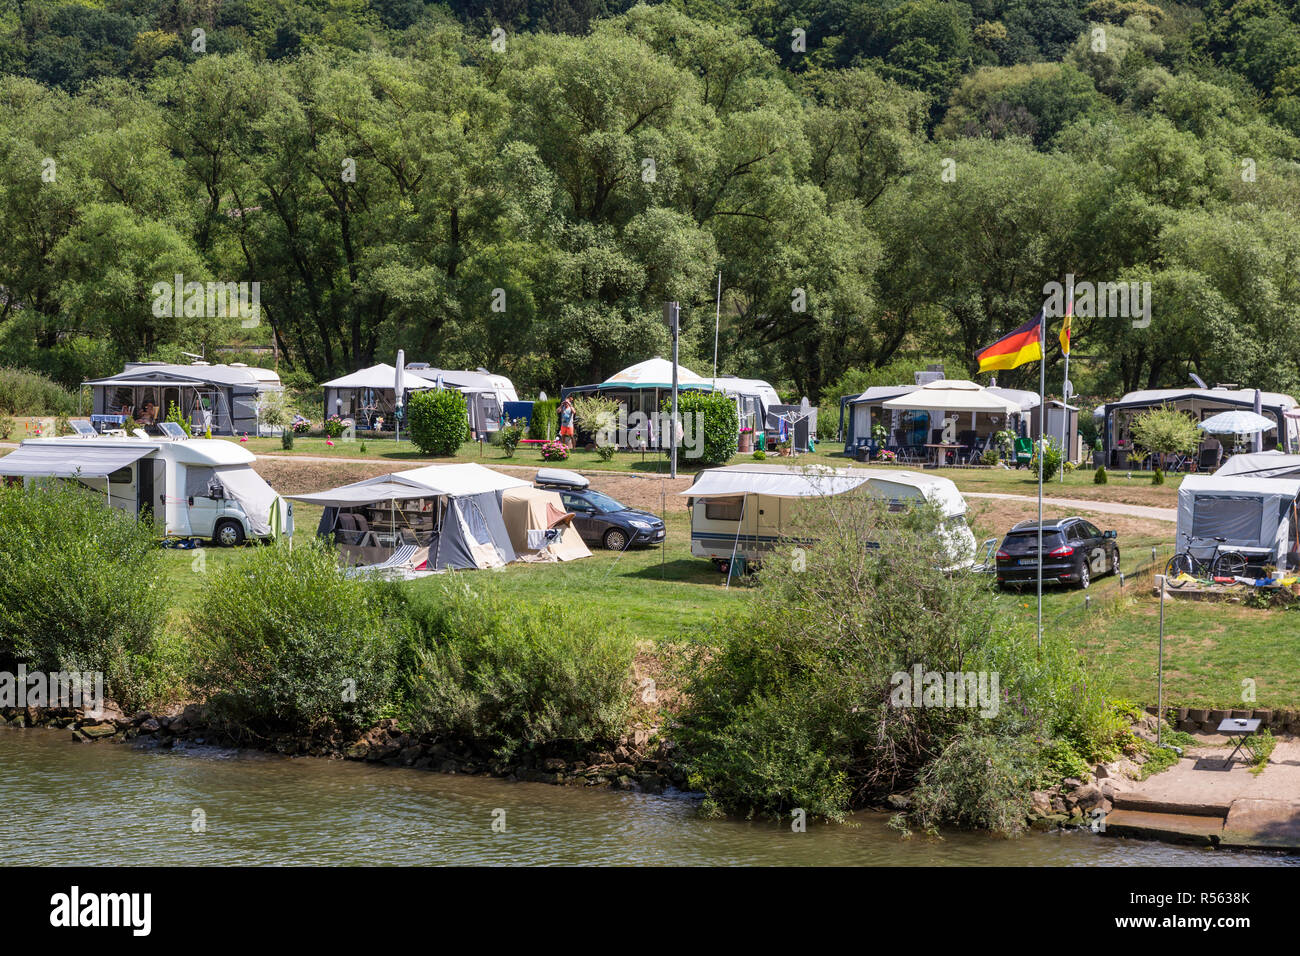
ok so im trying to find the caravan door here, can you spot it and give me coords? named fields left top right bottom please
left=755, top=494, right=782, bottom=549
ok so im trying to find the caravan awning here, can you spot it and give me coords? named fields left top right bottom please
left=0, top=442, right=154, bottom=478
left=881, top=379, right=1021, bottom=415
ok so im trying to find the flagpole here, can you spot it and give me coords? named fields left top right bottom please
left=712, top=271, right=722, bottom=382
left=1061, top=278, right=1072, bottom=482
left=1038, top=308, right=1045, bottom=650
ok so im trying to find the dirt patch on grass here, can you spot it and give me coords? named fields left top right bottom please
left=252, top=458, right=396, bottom=495
left=966, top=497, right=1175, bottom=547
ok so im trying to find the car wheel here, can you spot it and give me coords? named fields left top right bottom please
left=1077, top=560, right=1090, bottom=589
left=1110, top=548, right=1121, bottom=577
left=603, top=528, right=628, bottom=551
left=215, top=520, right=245, bottom=547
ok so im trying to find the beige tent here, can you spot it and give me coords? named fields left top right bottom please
left=501, top=487, right=592, bottom=561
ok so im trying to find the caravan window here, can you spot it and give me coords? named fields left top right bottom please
left=705, top=499, right=744, bottom=521
left=108, top=467, right=133, bottom=484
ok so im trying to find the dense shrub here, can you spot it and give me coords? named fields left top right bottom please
left=528, top=397, right=559, bottom=440
left=190, top=541, right=403, bottom=734
left=0, top=367, right=77, bottom=416
left=907, top=736, right=1039, bottom=835
left=673, top=496, right=1128, bottom=828
left=498, top=418, right=525, bottom=457
left=1094, top=465, right=1108, bottom=484
left=0, top=415, right=13, bottom=440
left=666, top=390, right=738, bottom=466
left=0, top=483, right=169, bottom=710
left=407, top=388, right=467, bottom=456
left=401, top=581, right=634, bottom=760
left=1030, top=437, right=1063, bottom=482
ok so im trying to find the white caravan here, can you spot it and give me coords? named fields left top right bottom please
left=682, top=464, right=976, bottom=572
left=0, top=428, right=291, bottom=545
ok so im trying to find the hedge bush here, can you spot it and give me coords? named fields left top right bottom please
left=0, top=367, right=77, bottom=416
left=407, top=388, right=468, bottom=456
left=0, top=483, right=170, bottom=710
left=401, top=581, right=634, bottom=760
left=528, top=397, right=558, bottom=440
left=190, top=541, right=403, bottom=734
left=665, top=390, right=737, bottom=467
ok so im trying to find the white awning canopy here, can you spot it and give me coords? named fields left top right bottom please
left=683, top=465, right=874, bottom=499
left=288, top=463, right=529, bottom=507
left=598, top=357, right=711, bottom=390
left=881, top=379, right=1021, bottom=415
left=320, top=363, right=438, bottom=391
left=0, top=442, right=154, bottom=478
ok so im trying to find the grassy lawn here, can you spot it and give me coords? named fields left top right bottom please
left=155, top=446, right=1294, bottom=711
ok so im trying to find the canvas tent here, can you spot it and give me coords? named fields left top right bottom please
left=501, top=487, right=591, bottom=561
left=1175, top=474, right=1300, bottom=569
left=841, top=380, right=1039, bottom=456
left=85, top=362, right=280, bottom=436
left=289, top=463, right=529, bottom=571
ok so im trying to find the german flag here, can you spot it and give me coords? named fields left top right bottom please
left=977, top=311, right=1043, bottom=373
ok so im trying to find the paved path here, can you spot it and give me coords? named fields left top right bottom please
left=964, top=492, right=1176, bottom=523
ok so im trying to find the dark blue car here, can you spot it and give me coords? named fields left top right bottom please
left=536, top=469, right=665, bottom=551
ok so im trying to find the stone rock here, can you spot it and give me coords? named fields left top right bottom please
left=344, top=741, right=369, bottom=760
left=1073, top=784, right=1105, bottom=813
left=886, top=793, right=912, bottom=811
left=638, top=773, right=666, bottom=794
left=1094, top=764, right=1110, bottom=780
left=1062, top=777, right=1084, bottom=790
left=438, top=760, right=458, bottom=773
left=1030, top=791, right=1052, bottom=815
left=80, top=723, right=117, bottom=740
left=139, top=718, right=160, bottom=733
left=542, top=757, right=567, bottom=772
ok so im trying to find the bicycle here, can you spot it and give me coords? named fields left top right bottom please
left=1164, top=536, right=1250, bottom=588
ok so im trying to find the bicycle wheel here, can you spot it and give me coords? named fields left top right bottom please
left=1213, top=551, right=1248, bottom=580
left=1165, top=553, right=1194, bottom=587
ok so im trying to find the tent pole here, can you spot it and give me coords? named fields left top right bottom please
left=1157, top=578, right=1166, bottom=747
left=725, top=495, right=747, bottom=589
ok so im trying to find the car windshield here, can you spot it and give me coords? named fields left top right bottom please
left=584, top=490, right=627, bottom=513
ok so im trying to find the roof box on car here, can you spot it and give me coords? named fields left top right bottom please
left=536, top=468, right=589, bottom=490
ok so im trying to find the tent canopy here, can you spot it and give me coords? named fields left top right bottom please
left=288, top=462, right=528, bottom=507
left=320, top=363, right=438, bottom=391
left=598, top=357, right=711, bottom=390
left=0, top=442, right=154, bottom=478
left=1215, top=452, right=1300, bottom=480
left=681, top=464, right=967, bottom=516
left=880, top=379, right=1021, bottom=415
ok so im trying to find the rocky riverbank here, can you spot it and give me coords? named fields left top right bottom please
left=0, top=703, right=688, bottom=795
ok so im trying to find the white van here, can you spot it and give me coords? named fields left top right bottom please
left=0, top=430, right=291, bottom=545
left=682, top=464, right=976, bottom=572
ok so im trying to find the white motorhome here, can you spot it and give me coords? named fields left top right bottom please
left=0, top=426, right=291, bottom=545
left=682, top=464, right=976, bottom=572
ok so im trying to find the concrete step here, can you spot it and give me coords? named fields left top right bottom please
left=1112, top=793, right=1232, bottom=818
left=1103, top=809, right=1224, bottom=846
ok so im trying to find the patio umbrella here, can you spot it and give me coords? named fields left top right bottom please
left=1197, top=410, right=1276, bottom=434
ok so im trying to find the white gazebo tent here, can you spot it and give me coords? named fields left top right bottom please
left=321, top=363, right=438, bottom=427
left=880, top=379, right=1021, bottom=460
left=580, top=357, right=714, bottom=449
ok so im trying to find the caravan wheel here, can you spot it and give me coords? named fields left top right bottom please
left=214, top=520, right=245, bottom=547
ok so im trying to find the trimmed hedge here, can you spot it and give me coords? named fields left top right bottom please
left=407, top=388, right=468, bottom=456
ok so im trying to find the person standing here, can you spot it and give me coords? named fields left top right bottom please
left=559, top=397, right=576, bottom=449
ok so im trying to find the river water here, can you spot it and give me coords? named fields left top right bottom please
left=2, top=729, right=1296, bottom=866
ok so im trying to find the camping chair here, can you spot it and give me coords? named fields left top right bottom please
left=1014, top=436, right=1032, bottom=468
left=970, top=537, right=999, bottom=574
left=1198, top=446, right=1222, bottom=473
left=344, top=543, right=420, bottom=578
left=964, top=435, right=989, bottom=465
left=896, top=445, right=922, bottom=465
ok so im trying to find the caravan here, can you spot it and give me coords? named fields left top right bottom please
left=0, top=426, right=292, bottom=545
left=681, top=464, right=976, bottom=573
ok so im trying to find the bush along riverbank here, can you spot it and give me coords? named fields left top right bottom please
left=0, top=483, right=1144, bottom=828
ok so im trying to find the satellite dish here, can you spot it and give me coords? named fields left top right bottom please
left=799, top=396, right=811, bottom=413
left=1064, top=379, right=1073, bottom=399
left=538, top=390, right=548, bottom=402
left=1190, top=373, right=1208, bottom=389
